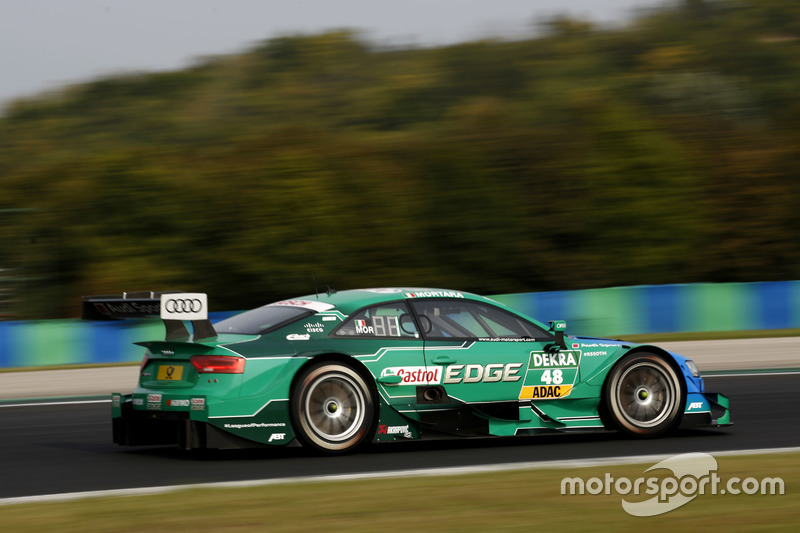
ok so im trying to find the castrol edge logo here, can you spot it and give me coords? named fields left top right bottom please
left=381, top=366, right=442, bottom=385
left=160, top=293, right=208, bottom=321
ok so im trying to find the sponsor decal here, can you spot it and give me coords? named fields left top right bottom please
left=382, top=366, right=442, bottom=385
left=223, top=422, right=286, bottom=429
left=166, top=399, right=190, bottom=407
left=95, top=301, right=160, bottom=316
left=111, top=394, right=121, bottom=406
left=268, top=433, right=286, bottom=442
left=305, top=322, right=324, bottom=333
left=133, top=398, right=144, bottom=406
left=687, top=402, right=705, bottom=410
left=477, top=337, right=537, bottom=342
left=404, top=290, right=464, bottom=299
left=146, top=393, right=163, bottom=410
left=378, top=425, right=413, bottom=438
left=286, top=333, right=311, bottom=341
left=531, top=352, right=578, bottom=368
left=271, top=300, right=334, bottom=313
left=443, top=363, right=523, bottom=384
left=578, top=343, right=620, bottom=348
left=160, top=293, right=207, bottom=321
left=191, top=397, right=206, bottom=411
left=363, top=288, right=404, bottom=294
left=572, top=343, right=615, bottom=356
left=520, top=350, right=581, bottom=400
left=520, top=385, right=573, bottom=399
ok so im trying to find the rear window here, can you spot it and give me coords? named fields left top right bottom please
left=214, top=305, right=312, bottom=335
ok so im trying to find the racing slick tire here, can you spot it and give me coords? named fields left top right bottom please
left=603, top=352, right=684, bottom=437
left=291, top=362, right=375, bottom=454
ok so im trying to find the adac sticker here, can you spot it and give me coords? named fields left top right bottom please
left=519, top=385, right=573, bottom=399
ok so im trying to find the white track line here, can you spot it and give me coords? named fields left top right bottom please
left=1, top=446, right=798, bottom=507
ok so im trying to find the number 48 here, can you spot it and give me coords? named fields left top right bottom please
left=541, top=369, right=563, bottom=385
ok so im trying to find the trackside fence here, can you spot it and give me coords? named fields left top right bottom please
left=0, top=281, right=798, bottom=368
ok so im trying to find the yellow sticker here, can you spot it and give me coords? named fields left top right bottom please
left=157, top=365, right=183, bottom=381
left=519, top=385, right=572, bottom=399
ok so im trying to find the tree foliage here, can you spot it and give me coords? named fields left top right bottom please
left=2, top=1, right=800, bottom=317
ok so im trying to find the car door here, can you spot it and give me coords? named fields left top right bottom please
left=409, top=298, right=555, bottom=405
left=333, top=301, right=426, bottom=410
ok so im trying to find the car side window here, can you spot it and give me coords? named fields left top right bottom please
left=334, top=302, right=418, bottom=338
left=410, top=299, right=549, bottom=340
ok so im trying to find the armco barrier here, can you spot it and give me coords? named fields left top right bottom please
left=0, top=312, right=236, bottom=369
left=0, top=282, right=798, bottom=368
left=493, top=281, right=800, bottom=338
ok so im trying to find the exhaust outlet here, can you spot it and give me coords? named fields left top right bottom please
left=417, top=385, right=448, bottom=404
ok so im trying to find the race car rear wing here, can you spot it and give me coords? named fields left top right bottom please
left=81, top=291, right=217, bottom=341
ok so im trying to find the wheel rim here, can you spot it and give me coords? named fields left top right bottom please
left=304, top=372, right=366, bottom=442
left=615, top=362, right=677, bottom=428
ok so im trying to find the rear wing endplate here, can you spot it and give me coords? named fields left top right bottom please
left=81, top=291, right=217, bottom=341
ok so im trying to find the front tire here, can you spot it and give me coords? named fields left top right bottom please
left=604, top=352, right=684, bottom=437
left=291, top=362, right=375, bottom=454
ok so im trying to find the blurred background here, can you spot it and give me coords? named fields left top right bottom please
left=2, top=0, right=800, bottom=320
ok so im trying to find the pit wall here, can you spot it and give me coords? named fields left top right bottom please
left=1, top=281, right=798, bottom=368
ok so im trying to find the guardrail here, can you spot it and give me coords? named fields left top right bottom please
left=494, top=280, right=800, bottom=338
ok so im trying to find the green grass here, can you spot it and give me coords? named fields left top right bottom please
left=0, top=452, right=796, bottom=532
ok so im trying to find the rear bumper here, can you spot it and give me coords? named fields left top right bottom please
left=111, top=393, right=268, bottom=450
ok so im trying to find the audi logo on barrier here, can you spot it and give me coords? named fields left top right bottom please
left=164, top=298, right=203, bottom=314
left=160, top=293, right=208, bottom=320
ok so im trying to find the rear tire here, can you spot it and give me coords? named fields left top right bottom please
left=604, top=352, right=684, bottom=437
left=291, top=362, right=375, bottom=454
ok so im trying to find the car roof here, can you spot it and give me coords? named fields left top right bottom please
left=285, top=288, right=495, bottom=315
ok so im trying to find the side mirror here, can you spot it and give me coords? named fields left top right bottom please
left=548, top=320, right=568, bottom=350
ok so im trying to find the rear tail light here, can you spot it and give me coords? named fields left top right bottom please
left=190, top=355, right=246, bottom=374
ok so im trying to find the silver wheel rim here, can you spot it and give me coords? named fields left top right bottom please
left=615, top=362, right=677, bottom=428
left=304, top=372, right=366, bottom=442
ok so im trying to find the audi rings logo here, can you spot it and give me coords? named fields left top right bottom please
left=160, top=293, right=208, bottom=320
left=165, top=298, right=203, bottom=314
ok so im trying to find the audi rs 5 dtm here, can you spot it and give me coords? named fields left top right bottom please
left=82, top=288, right=731, bottom=454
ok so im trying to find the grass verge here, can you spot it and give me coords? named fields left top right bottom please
left=0, top=452, right=796, bottom=532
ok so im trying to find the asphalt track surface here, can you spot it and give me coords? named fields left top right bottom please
left=0, top=373, right=797, bottom=501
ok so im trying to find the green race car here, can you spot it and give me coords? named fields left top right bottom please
left=82, top=288, right=730, bottom=454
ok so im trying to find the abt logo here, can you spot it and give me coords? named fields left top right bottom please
left=268, top=433, right=286, bottom=442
